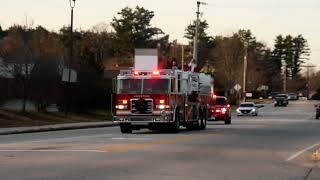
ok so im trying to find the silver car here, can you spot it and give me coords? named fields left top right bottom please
left=236, top=102, right=259, bottom=116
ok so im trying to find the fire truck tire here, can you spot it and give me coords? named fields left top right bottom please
left=186, top=122, right=194, bottom=130
left=170, top=111, right=180, bottom=133
left=200, top=109, right=207, bottom=130
left=120, top=123, right=132, bottom=134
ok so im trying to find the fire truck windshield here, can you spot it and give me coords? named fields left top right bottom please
left=143, top=79, right=169, bottom=94
left=118, top=79, right=169, bottom=94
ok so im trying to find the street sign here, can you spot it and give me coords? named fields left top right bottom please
left=234, top=84, right=242, bottom=91
left=246, top=93, right=253, bottom=98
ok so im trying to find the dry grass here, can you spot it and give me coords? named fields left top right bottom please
left=0, top=109, right=112, bottom=128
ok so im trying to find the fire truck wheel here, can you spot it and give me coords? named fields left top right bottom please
left=170, top=111, right=180, bottom=133
left=200, top=109, right=207, bottom=130
left=197, top=108, right=205, bottom=130
left=120, top=123, right=132, bottom=134
left=186, top=122, right=194, bottom=131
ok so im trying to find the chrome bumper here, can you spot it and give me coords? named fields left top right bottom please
left=114, top=115, right=173, bottom=125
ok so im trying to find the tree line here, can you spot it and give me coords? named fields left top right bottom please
left=0, top=6, right=313, bottom=112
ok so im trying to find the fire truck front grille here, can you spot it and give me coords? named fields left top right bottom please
left=131, top=99, right=153, bottom=114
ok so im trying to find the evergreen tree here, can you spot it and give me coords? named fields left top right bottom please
left=184, top=20, right=214, bottom=67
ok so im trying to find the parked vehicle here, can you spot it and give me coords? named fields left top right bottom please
left=209, top=96, right=231, bottom=124
left=287, top=93, right=298, bottom=101
left=268, top=92, right=280, bottom=99
left=236, top=102, right=259, bottom=116
left=315, top=104, right=320, bottom=119
left=274, top=94, right=289, bottom=107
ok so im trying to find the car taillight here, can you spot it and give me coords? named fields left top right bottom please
left=159, top=99, right=165, bottom=104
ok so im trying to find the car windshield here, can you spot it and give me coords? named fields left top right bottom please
left=276, top=95, right=287, bottom=98
left=240, top=103, right=254, bottom=107
left=118, top=79, right=169, bottom=94
left=213, top=97, right=227, bottom=105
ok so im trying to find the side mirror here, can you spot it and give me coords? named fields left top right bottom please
left=112, top=78, right=117, bottom=93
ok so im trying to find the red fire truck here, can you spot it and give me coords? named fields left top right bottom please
left=113, top=68, right=213, bottom=133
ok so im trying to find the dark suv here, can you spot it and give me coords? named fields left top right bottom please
left=274, top=94, right=289, bottom=107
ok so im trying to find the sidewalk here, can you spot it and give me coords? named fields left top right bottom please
left=0, top=121, right=118, bottom=135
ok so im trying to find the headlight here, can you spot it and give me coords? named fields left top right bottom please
left=116, top=105, right=127, bottom=110
left=222, top=108, right=227, bottom=113
left=252, top=109, right=256, bottom=112
left=156, top=105, right=170, bottom=110
left=236, top=108, right=240, bottom=113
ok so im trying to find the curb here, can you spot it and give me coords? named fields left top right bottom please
left=0, top=122, right=119, bottom=135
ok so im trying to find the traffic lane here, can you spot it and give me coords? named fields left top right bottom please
left=0, top=100, right=313, bottom=145
left=0, top=100, right=319, bottom=179
left=0, top=126, right=122, bottom=144
left=232, top=100, right=316, bottom=121
left=1, top=121, right=320, bottom=180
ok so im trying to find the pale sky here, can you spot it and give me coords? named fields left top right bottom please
left=0, top=0, right=319, bottom=68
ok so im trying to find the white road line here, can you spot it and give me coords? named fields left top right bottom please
left=1, top=134, right=113, bottom=145
left=286, top=142, right=320, bottom=161
left=0, top=149, right=107, bottom=153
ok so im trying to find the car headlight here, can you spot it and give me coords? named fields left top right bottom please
left=252, top=109, right=256, bottom=112
left=236, top=108, right=240, bottom=113
left=222, top=108, right=227, bottom=113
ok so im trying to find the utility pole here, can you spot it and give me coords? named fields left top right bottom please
left=181, top=45, right=184, bottom=68
left=283, top=61, right=287, bottom=93
left=243, top=42, right=248, bottom=102
left=65, top=0, right=76, bottom=116
left=192, top=1, right=207, bottom=66
left=301, top=65, right=316, bottom=99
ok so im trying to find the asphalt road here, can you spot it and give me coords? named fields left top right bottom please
left=1, top=100, right=320, bottom=180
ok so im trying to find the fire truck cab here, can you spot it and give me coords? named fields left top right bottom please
left=113, top=49, right=213, bottom=133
